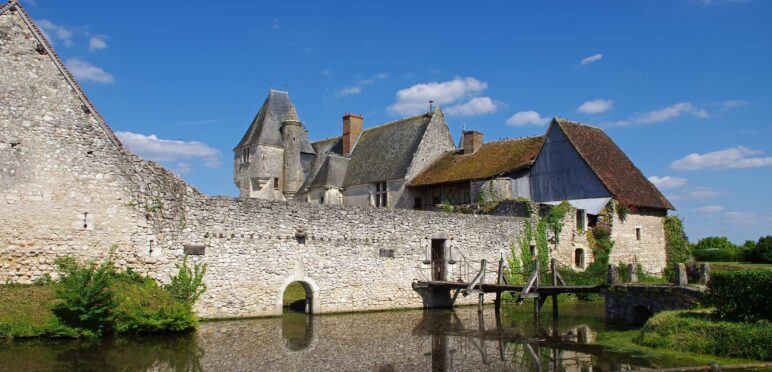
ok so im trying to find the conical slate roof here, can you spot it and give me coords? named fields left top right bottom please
left=235, top=90, right=315, bottom=154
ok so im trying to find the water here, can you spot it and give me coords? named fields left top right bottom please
left=0, top=302, right=737, bottom=371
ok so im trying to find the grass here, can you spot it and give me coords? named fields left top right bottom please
left=0, top=285, right=58, bottom=337
left=635, top=310, right=772, bottom=361
left=700, top=261, right=772, bottom=272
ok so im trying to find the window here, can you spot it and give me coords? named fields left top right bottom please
left=635, top=227, right=642, bottom=241
left=374, top=182, right=388, bottom=207
left=320, top=196, right=325, bottom=204
left=413, top=197, right=422, bottom=210
left=575, top=249, right=585, bottom=268
left=273, top=178, right=280, bottom=190
left=241, top=148, right=250, bottom=163
left=587, top=214, right=598, bottom=228
left=576, top=209, right=586, bottom=231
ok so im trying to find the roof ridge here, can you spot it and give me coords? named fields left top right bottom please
left=484, top=135, right=544, bottom=144
left=3, top=1, right=122, bottom=149
left=310, top=111, right=433, bottom=144
left=555, top=117, right=604, bottom=131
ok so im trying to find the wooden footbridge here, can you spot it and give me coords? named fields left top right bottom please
left=416, top=257, right=604, bottom=317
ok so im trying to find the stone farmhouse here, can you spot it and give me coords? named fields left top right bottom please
left=234, top=92, right=674, bottom=271
left=1, top=1, right=671, bottom=318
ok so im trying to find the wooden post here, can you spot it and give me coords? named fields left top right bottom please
left=478, top=259, right=487, bottom=313
left=551, top=258, right=558, bottom=318
left=533, top=258, right=541, bottom=318
left=495, top=256, right=503, bottom=313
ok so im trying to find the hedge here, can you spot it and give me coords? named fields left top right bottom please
left=707, top=270, right=772, bottom=322
left=693, top=248, right=741, bottom=262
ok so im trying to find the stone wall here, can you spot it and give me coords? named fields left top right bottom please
left=610, top=207, right=667, bottom=274
left=604, top=285, right=703, bottom=324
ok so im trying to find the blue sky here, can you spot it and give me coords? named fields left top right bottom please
left=22, top=0, right=772, bottom=243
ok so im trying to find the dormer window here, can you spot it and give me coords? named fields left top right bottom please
left=241, top=148, right=250, bottom=163
left=374, top=182, right=388, bottom=207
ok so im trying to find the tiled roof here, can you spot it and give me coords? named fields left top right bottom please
left=554, top=118, right=674, bottom=210
left=409, top=136, right=544, bottom=187
left=234, top=90, right=315, bottom=154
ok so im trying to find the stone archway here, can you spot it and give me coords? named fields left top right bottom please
left=629, top=305, right=653, bottom=325
left=276, top=263, right=321, bottom=315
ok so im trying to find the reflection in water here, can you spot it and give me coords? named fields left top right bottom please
left=0, top=303, right=719, bottom=371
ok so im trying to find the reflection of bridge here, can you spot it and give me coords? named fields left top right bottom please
left=414, top=257, right=704, bottom=325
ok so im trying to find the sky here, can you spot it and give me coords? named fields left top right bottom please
left=20, top=0, right=772, bottom=243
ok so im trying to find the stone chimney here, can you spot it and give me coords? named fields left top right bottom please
left=342, top=113, right=363, bottom=156
left=462, top=130, right=483, bottom=155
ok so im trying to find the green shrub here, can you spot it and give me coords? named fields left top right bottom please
left=749, top=236, right=772, bottom=263
left=693, top=248, right=741, bottom=262
left=635, top=310, right=772, bottom=361
left=663, top=216, right=690, bottom=280
left=707, top=270, right=772, bottom=322
left=164, top=256, right=207, bottom=305
left=51, top=256, right=116, bottom=335
left=694, top=236, right=737, bottom=252
left=112, top=277, right=196, bottom=334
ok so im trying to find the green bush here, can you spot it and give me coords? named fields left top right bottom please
left=707, top=270, right=772, bottom=322
left=635, top=310, right=772, bottom=361
left=748, top=236, right=772, bottom=263
left=112, top=277, right=196, bottom=334
left=694, top=236, right=738, bottom=251
left=693, top=248, right=741, bottom=262
left=51, top=256, right=116, bottom=335
left=164, top=256, right=207, bottom=305
left=663, top=216, right=690, bottom=280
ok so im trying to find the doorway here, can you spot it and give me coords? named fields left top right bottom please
left=283, top=281, right=313, bottom=314
left=431, top=239, right=446, bottom=281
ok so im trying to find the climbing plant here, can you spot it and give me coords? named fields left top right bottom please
left=663, top=215, right=690, bottom=280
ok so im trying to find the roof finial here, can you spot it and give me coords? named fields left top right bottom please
left=429, top=100, right=434, bottom=112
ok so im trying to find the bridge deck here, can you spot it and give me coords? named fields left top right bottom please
left=417, top=281, right=605, bottom=294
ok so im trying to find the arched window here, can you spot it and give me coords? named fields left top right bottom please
left=574, top=249, right=585, bottom=269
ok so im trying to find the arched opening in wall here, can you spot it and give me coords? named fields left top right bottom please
left=629, top=305, right=653, bottom=325
left=574, top=249, right=585, bottom=269
left=283, top=281, right=312, bottom=314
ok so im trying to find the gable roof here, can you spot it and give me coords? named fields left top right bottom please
left=410, top=136, right=544, bottom=187
left=234, top=90, right=315, bottom=153
left=1, top=1, right=122, bottom=149
left=552, top=118, right=674, bottom=210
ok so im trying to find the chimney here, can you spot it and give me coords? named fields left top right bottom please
left=342, top=113, right=363, bottom=156
left=462, top=130, right=483, bottom=155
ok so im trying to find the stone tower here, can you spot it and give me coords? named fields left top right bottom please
left=281, top=104, right=305, bottom=200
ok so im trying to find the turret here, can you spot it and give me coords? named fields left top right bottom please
left=281, top=104, right=305, bottom=199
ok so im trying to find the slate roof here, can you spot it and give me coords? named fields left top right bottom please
left=234, top=90, right=315, bottom=154
left=410, top=136, right=544, bottom=187
left=301, top=112, right=434, bottom=190
left=553, top=118, right=674, bottom=210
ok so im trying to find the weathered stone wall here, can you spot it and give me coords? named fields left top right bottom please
left=0, top=6, right=526, bottom=319
left=234, top=144, right=285, bottom=200
left=610, top=208, right=667, bottom=274
left=604, top=285, right=703, bottom=324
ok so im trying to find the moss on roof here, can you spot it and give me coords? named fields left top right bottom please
left=410, top=136, right=544, bottom=187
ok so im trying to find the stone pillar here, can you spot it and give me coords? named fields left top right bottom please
left=675, top=263, right=688, bottom=287
left=607, top=265, right=619, bottom=284
left=699, top=263, right=711, bottom=284
left=626, top=263, right=638, bottom=283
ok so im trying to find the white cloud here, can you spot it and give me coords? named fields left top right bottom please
left=272, top=19, right=280, bottom=29
left=648, top=176, right=687, bottom=190
left=116, top=131, right=221, bottom=168
left=696, top=205, right=724, bottom=214
left=608, top=102, right=709, bottom=126
left=667, top=186, right=722, bottom=200
left=175, top=162, right=192, bottom=175
left=359, top=73, right=388, bottom=85
left=337, top=86, right=362, bottom=97
left=446, top=97, right=498, bottom=116
left=88, top=36, right=107, bottom=51
left=577, top=99, right=613, bottom=114
left=671, top=146, right=772, bottom=171
left=388, top=77, right=488, bottom=116
left=722, top=99, right=747, bottom=109
left=580, top=53, right=603, bottom=65
left=725, top=211, right=759, bottom=221
left=506, top=111, right=549, bottom=126
left=37, top=19, right=74, bottom=47
left=65, top=58, right=114, bottom=83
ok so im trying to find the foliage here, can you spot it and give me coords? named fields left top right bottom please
left=477, top=181, right=490, bottom=204
left=615, top=198, right=636, bottom=222
left=663, top=216, right=690, bottom=279
left=707, top=270, right=772, bottom=322
left=164, top=256, right=207, bottom=305
left=506, top=242, right=525, bottom=285
left=112, top=276, right=196, bottom=334
left=439, top=200, right=454, bottom=213
left=748, top=236, right=772, bottom=263
left=693, top=248, right=741, bottom=262
left=540, top=201, right=571, bottom=245
left=51, top=256, right=116, bottom=335
left=692, top=236, right=743, bottom=263
left=635, top=310, right=772, bottom=361
left=694, top=236, right=737, bottom=252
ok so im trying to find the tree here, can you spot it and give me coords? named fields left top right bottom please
left=750, top=236, right=772, bottom=263
left=694, top=236, right=738, bottom=252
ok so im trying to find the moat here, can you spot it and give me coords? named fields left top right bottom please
left=0, top=302, right=746, bottom=371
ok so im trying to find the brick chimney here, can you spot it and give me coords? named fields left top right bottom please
left=462, top=130, right=483, bottom=155
left=342, top=113, right=363, bottom=156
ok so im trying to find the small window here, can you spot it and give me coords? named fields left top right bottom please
left=241, top=148, right=250, bottom=163
left=379, top=248, right=395, bottom=258
left=273, top=178, right=280, bottom=190
left=320, top=196, right=325, bottom=204
left=414, top=197, right=422, bottom=210
left=635, top=227, right=642, bottom=241
left=576, top=209, right=586, bottom=231
left=374, top=182, right=388, bottom=207
left=575, top=249, right=585, bottom=268
left=587, top=214, right=598, bottom=228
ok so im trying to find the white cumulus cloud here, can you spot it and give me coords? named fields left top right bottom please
left=65, top=58, right=114, bottom=83
left=577, top=99, right=613, bottom=114
left=88, top=36, right=107, bottom=51
left=506, top=111, right=549, bottom=126
left=608, top=102, right=709, bottom=126
left=670, top=146, right=772, bottom=171
left=648, top=176, right=687, bottom=190
left=116, top=131, right=221, bottom=168
left=580, top=53, right=603, bottom=65
left=37, top=19, right=74, bottom=47
left=446, top=97, right=498, bottom=116
left=388, top=77, right=488, bottom=116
